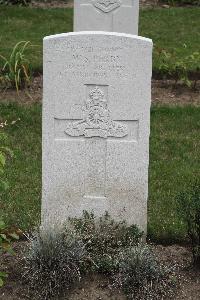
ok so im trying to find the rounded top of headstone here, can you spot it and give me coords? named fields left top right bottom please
left=43, top=31, right=152, bottom=46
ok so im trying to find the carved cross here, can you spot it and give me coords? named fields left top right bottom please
left=55, top=85, right=138, bottom=200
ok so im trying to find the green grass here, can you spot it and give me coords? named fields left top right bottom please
left=149, top=106, right=200, bottom=242
left=140, top=8, right=200, bottom=72
left=0, top=103, right=41, bottom=230
left=0, top=6, right=199, bottom=72
left=0, top=103, right=199, bottom=241
left=0, top=6, right=73, bottom=72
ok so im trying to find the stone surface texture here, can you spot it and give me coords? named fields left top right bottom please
left=42, top=32, right=152, bottom=232
left=74, top=0, right=139, bottom=35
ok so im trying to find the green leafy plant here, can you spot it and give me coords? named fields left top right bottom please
left=160, top=0, right=200, bottom=6
left=0, top=41, right=31, bottom=93
left=0, top=0, right=31, bottom=6
left=0, top=272, right=8, bottom=288
left=184, top=52, right=200, bottom=89
left=176, top=181, right=200, bottom=267
left=114, top=244, right=175, bottom=300
left=24, top=229, right=86, bottom=300
left=69, top=211, right=143, bottom=273
left=155, top=48, right=200, bottom=89
left=0, top=220, right=19, bottom=287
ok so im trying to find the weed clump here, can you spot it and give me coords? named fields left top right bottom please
left=24, top=229, right=86, bottom=300
left=24, top=213, right=176, bottom=299
left=114, top=244, right=175, bottom=299
left=69, top=211, right=143, bottom=273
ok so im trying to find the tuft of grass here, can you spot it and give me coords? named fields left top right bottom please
left=24, top=228, right=86, bottom=300
left=0, top=41, right=31, bottom=92
left=114, top=244, right=175, bottom=300
left=0, top=7, right=199, bottom=73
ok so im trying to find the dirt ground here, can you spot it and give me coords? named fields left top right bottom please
left=31, top=0, right=74, bottom=8
left=0, top=77, right=199, bottom=106
left=0, top=242, right=200, bottom=300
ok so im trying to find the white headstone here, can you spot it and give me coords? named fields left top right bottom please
left=74, top=0, right=139, bottom=35
left=42, top=32, right=152, bottom=232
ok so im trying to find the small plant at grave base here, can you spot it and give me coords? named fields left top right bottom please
left=24, top=229, right=86, bottom=300
left=176, top=180, right=200, bottom=268
left=113, top=244, right=175, bottom=300
left=0, top=41, right=31, bottom=93
left=24, top=214, right=175, bottom=299
left=69, top=211, right=144, bottom=274
left=0, top=220, right=19, bottom=287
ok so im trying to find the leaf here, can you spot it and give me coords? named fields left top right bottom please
left=1, top=242, right=14, bottom=254
left=0, top=153, right=6, bottom=167
left=6, top=247, right=15, bottom=256
left=0, top=180, right=9, bottom=191
left=0, top=147, right=13, bottom=157
left=0, top=272, right=8, bottom=278
left=0, top=277, right=4, bottom=287
left=0, top=220, right=6, bottom=230
left=0, top=272, right=8, bottom=287
left=8, top=233, right=19, bottom=240
left=0, top=234, right=10, bottom=243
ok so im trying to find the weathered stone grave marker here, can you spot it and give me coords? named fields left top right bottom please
left=42, top=32, right=152, bottom=232
left=74, top=0, right=139, bottom=35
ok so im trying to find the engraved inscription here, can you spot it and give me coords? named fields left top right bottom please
left=93, top=0, right=121, bottom=13
left=65, top=86, right=128, bottom=139
left=64, top=52, right=127, bottom=79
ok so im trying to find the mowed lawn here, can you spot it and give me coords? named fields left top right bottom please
left=0, top=6, right=200, bottom=72
left=0, top=103, right=199, bottom=242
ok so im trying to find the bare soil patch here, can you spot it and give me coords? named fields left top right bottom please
left=152, top=80, right=200, bottom=106
left=0, top=242, right=200, bottom=300
left=0, top=77, right=199, bottom=106
left=31, top=0, right=74, bottom=9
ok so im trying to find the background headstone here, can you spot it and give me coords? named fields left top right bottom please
left=42, top=32, right=152, bottom=232
left=74, top=0, right=139, bottom=35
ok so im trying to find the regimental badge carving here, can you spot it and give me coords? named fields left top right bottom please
left=65, top=86, right=128, bottom=139
left=93, top=0, right=121, bottom=13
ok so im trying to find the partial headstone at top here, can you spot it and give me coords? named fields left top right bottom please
left=74, top=0, right=139, bottom=35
